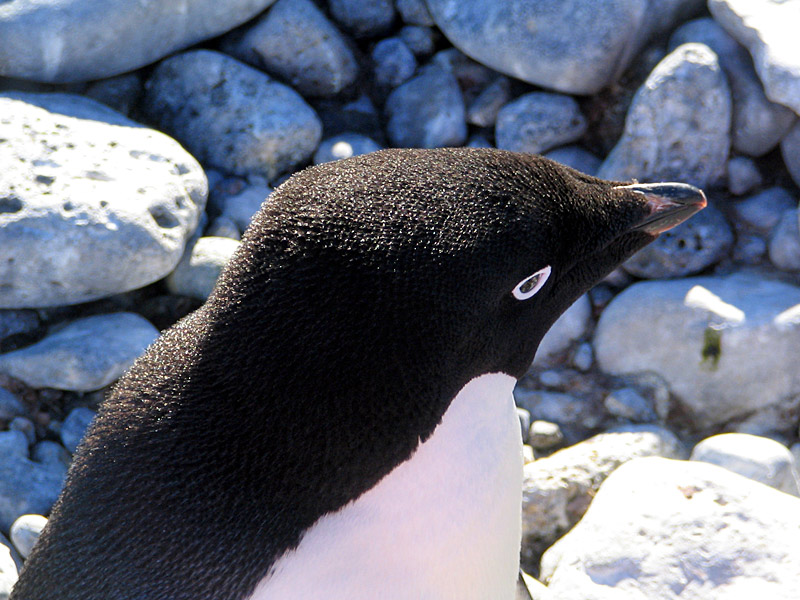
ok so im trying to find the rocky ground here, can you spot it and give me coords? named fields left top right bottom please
left=1, top=0, right=800, bottom=598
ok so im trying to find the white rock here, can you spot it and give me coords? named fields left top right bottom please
left=540, top=457, right=800, bottom=599
left=0, top=534, right=17, bottom=599
left=9, top=514, right=47, bottom=559
left=166, top=237, right=240, bottom=301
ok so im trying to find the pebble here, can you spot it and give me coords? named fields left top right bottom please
left=371, top=37, right=417, bottom=89
left=9, top=417, right=35, bottom=446
left=768, top=209, right=800, bottom=272
left=9, top=514, right=47, bottom=559
left=527, top=421, right=565, bottom=451
left=313, top=134, right=383, bottom=165
left=726, top=156, right=762, bottom=196
left=205, top=217, right=241, bottom=241
left=399, top=26, right=436, bottom=57
left=143, top=50, right=322, bottom=181
left=0, top=0, right=275, bottom=82
left=598, top=43, right=731, bottom=189
left=732, top=187, right=797, bottom=233
left=60, top=407, right=96, bottom=454
left=0, top=313, right=159, bottom=392
left=594, top=273, right=800, bottom=433
left=521, top=426, right=683, bottom=555
left=514, top=389, right=603, bottom=439
left=691, top=433, right=800, bottom=496
left=0, top=533, right=17, bottom=599
left=495, top=92, right=587, bottom=155
left=670, top=17, right=796, bottom=157
left=466, top=135, right=492, bottom=149
left=329, top=0, right=395, bottom=38
left=166, top=237, right=241, bottom=301
left=0, top=92, right=207, bottom=308
left=781, top=121, right=800, bottom=189
left=83, top=73, right=143, bottom=117
left=732, top=233, right=767, bottom=265
left=0, top=310, right=42, bottom=353
left=221, top=0, right=358, bottom=97
left=532, top=294, right=591, bottom=367
left=621, top=202, right=733, bottom=278
left=213, top=185, right=272, bottom=232
left=538, top=370, right=567, bottom=389
left=396, top=0, right=435, bottom=26
left=541, top=456, right=800, bottom=598
left=544, top=146, right=602, bottom=177
left=571, top=342, right=593, bottom=372
left=604, top=388, right=657, bottom=422
left=466, top=77, right=511, bottom=128
left=385, top=66, right=467, bottom=148
left=0, top=388, right=25, bottom=422
left=30, top=441, right=71, bottom=471
left=709, top=0, right=800, bottom=115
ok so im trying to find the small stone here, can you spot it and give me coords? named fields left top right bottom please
left=385, top=66, right=466, bottom=148
left=0, top=388, right=25, bottom=422
left=604, top=388, right=657, bottom=422
left=544, top=146, right=602, bottom=177
left=538, top=370, right=567, bottom=388
left=166, top=237, right=241, bottom=301
left=466, top=77, right=511, bottom=128
left=60, top=407, right=95, bottom=454
left=533, top=294, right=591, bottom=367
left=527, top=421, right=564, bottom=451
left=768, top=209, right=800, bottom=272
left=8, top=417, right=35, bottom=446
left=431, top=48, right=496, bottom=97
left=466, top=135, right=492, bottom=149
left=517, top=408, right=531, bottom=444
left=514, top=389, right=603, bottom=436
left=205, top=217, right=241, bottom=241
left=727, top=156, right=762, bottom=196
left=399, top=26, right=436, bottom=57
left=215, top=185, right=272, bottom=232
left=83, top=73, right=143, bottom=116
left=313, top=134, right=383, bottom=165
left=396, top=0, right=435, bottom=26
left=0, top=532, right=18, bottom=598
left=691, top=433, right=800, bottom=496
left=732, top=187, right=797, bottom=234
left=781, top=121, right=800, bottom=190
left=31, top=441, right=71, bottom=471
left=622, top=202, right=733, bottom=279
left=732, top=233, right=767, bottom=265
left=329, top=0, right=395, bottom=38
left=0, top=310, right=42, bottom=353
left=371, top=38, right=417, bottom=89
left=522, top=445, right=535, bottom=464
left=9, top=514, right=47, bottom=559
left=571, top=343, right=593, bottom=372
left=495, top=93, right=587, bottom=155
left=0, top=313, right=159, bottom=392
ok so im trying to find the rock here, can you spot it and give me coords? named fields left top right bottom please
left=517, top=408, right=531, bottom=444
left=9, top=417, right=35, bottom=446
left=0, top=310, right=42, bottom=353
left=769, top=208, right=800, bottom=272
left=329, top=0, right=394, bottom=38
left=670, top=18, right=796, bottom=157
left=9, top=514, right=47, bottom=559
left=314, top=93, right=384, bottom=142
left=143, top=50, right=321, bottom=181
left=166, top=237, right=241, bottom=301
left=396, top=0, right=435, bottom=26
left=726, top=156, right=762, bottom=196
left=544, top=147, right=602, bottom=177
left=495, top=93, right=587, bottom=155
left=0, top=313, right=159, bottom=392
left=0, top=431, right=65, bottom=531
left=60, top=407, right=96, bottom=454
left=732, top=233, right=767, bottom=265
left=622, top=202, right=733, bottom=278
left=527, top=421, right=564, bottom=451
left=521, top=426, right=683, bottom=554
left=83, top=73, right=144, bottom=116
left=514, top=390, right=602, bottom=440
left=399, top=26, right=437, bottom=58
left=0, top=0, right=278, bottom=83
left=371, top=37, right=417, bottom=89
left=781, top=121, right=800, bottom=189
left=0, top=389, right=25, bottom=422
left=431, top=48, right=496, bottom=97
left=0, top=533, right=17, bottom=599
left=313, top=134, right=383, bottom=165
left=604, top=388, right=657, bottom=422
left=221, top=0, right=358, bottom=97
left=571, top=342, right=593, bottom=372
left=425, top=0, right=648, bottom=95
left=732, top=187, right=797, bottom=234
left=709, top=0, right=800, bottom=116
left=205, top=217, right=241, bottom=241
left=466, top=77, right=511, bottom=128
left=30, top=441, right=71, bottom=471
left=691, top=433, right=800, bottom=496
left=214, top=185, right=272, bottom=232
left=532, top=294, right=591, bottom=366
left=540, top=457, right=800, bottom=599
left=0, top=92, right=207, bottom=308
left=385, top=66, right=466, bottom=148
left=594, top=273, right=800, bottom=433
left=598, top=44, right=731, bottom=189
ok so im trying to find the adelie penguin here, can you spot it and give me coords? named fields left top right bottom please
left=11, top=148, right=705, bottom=600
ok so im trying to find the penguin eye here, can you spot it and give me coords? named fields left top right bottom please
left=512, top=266, right=551, bottom=300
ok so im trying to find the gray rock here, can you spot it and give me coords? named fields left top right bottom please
left=371, top=38, right=417, bottom=89
left=517, top=408, right=531, bottom=444
left=0, top=533, right=17, bottom=600
left=527, top=420, right=564, bottom=451
left=0, top=92, right=207, bottom=308
left=598, top=44, right=731, bottom=188
left=9, top=514, right=47, bottom=559
left=732, top=187, right=797, bottom=233
left=60, top=407, right=96, bottom=454
left=495, top=93, right=587, bottom=155
left=143, top=50, right=321, bottom=181
left=594, top=273, right=800, bottom=433
left=466, top=135, right=492, bottom=149
left=83, top=73, right=144, bottom=116
left=30, top=441, right=71, bottom=471
left=604, top=388, right=657, bottom=422
left=0, top=310, right=42, bottom=353
left=0, top=313, right=159, bottom=392
left=544, top=146, right=602, bottom=177
left=313, top=134, right=383, bottom=165
left=733, top=233, right=767, bottom=265
left=691, top=433, right=800, bottom=496
left=0, top=389, right=25, bottom=422
left=425, top=0, right=648, bottom=95
left=514, top=390, right=602, bottom=436
left=466, top=77, right=511, bottom=128
left=541, top=457, right=800, bottom=599
left=522, top=426, right=683, bottom=554
left=221, top=0, right=358, bottom=97
left=727, top=156, right=762, bottom=196
left=622, top=202, right=733, bottom=278
left=0, top=431, right=65, bottom=531
left=431, top=48, right=497, bottom=96
left=532, top=294, right=591, bottom=367
left=399, top=26, right=436, bottom=58
left=396, top=0, right=434, bottom=26
left=166, top=237, right=241, bottom=301
left=385, top=66, right=466, bottom=148
left=571, top=342, right=593, bottom=372
left=0, top=0, right=278, bottom=83
left=769, top=208, right=800, bottom=272
left=215, top=185, right=272, bottom=232
left=329, top=0, right=394, bottom=38
left=709, top=0, right=800, bottom=116
left=205, top=217, right=241, bottom=241
left=670, top=18, right=796, bottom=157
left=9, top=417, right=35, bottom=446
left=631, top=0, right=706, bottom=53
left=781, top=121, right=800, bottom=189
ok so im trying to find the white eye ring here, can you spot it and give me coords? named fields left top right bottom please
left=512, top=266, right=552, bottom=300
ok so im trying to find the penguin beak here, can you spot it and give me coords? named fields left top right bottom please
left=616, top=182, right=707, bottom=235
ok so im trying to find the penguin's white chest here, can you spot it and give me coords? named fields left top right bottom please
left=248, top=372, right=523, bottom=600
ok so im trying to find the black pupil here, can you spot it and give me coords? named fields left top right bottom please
left=520, top=274, right=540, bottom=293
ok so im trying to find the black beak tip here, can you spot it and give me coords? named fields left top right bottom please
left=617, top=182, right=707, bottom=235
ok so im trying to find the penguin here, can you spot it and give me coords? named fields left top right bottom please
left=11, top=148, right=705, bottom=600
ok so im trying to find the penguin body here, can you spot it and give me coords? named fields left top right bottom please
left=11, top=148, right=705, bottom=600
